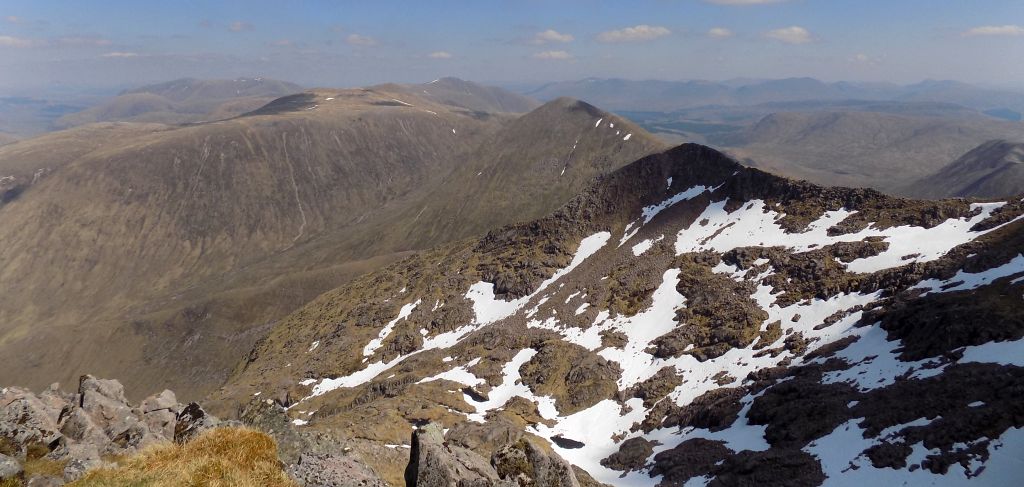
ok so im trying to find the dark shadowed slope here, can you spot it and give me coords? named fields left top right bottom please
left=905, top=139, right=1024, bottom=199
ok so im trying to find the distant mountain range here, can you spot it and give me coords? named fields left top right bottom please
left=54, top=77, right=304, bottom=128
left=526, top=77, right=1024, bottom=117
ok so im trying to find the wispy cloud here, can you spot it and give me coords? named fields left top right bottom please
left=428, top=51, right=453, bottom=59
left=55, top=36, right=112, bottom=47
left=0, top=34, right=32, bottom=47
left=228, top=21, right=253, bottom=32
left=346, top=33, right=377, bottom=46
left=533, top=50, right=572, bottom=60
left=597, top=25, right=671, bottom=43
left=962, top=25, right=1024, bottom=37
left=850, top=53, right=880, bottom=65
left=4, top=15, right=24, bottom=24
left=708, top=27, right=734, bottom=39
left=268, top=39, right=293, bottom=47
left=765, top=26, right=814, bottom=44
left=531, top=29, right=573, bottom=45
left=704, top=0, right=791, bottom=4
left=102, top=51, right=140, bottom=58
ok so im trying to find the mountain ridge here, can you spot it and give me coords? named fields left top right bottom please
left=212, top=142, right=1024, bottom=485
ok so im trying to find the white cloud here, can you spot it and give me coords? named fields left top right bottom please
left=532, top=50, right=572, bottom=60
left=346, top=33, right=377, bottom=46
left=708, top=27, right=734, bottom=39
left=5, top=15, right=23, bottom=24
left=268, top=39, right=293, bottom=47
left=850, top=53, right=880, bottom=65
left=0, top=35, right=32, bottom=47
left=962, top=25, right=1024, bottom=37
left=765, top=26, right=813, bottom=44
left=531, top=29, right=574, bottom=44
left=228, top=21, right=253, bottom=32
left=704, top=0, right=791, bottom=4
left=598, top=24, right=671, bottom=43
left=102, top=51, right=139, bottom=58
left=428, top=51, right=453, bottom=59
left=55, top=36, right=112, bottom=47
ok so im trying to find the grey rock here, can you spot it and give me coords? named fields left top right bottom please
left=491, top=437, right=580, bottom=487
left=27, top=475, right=65, bottom=487
left=0, top=387, right=64, bottom=458
left=288, top=453, right=388, bottom=487
left=77, top=376, right=128, bottom=406
left=405, top=423, right=501, bottom=487
left=63, top=456, right=101, bottom=482
left=57, top=407, right=108, bottom=448
left=140, top=390, right=179, bottom=415
left=174, top=402, right=219, bottom=443
left=0, top=453, right=23, bottom=481
left=239, top=398, right=305, bottom=465
left=27, top=476, right=65, bottom=487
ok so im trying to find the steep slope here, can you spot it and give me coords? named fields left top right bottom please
left=216, top=143, right=1024, bottom=486
left=55, top=77, right=302, bottom=127
left=722, top=111, right=1024, bottom=192
left=378, top=77, right=540, bottom=114
left=905, top=140, right=1024, bottom=199
left=0, top=91, right=663, bottom=401
left=0, top=122, right=171, bottom=204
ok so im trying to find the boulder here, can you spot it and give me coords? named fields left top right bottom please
left=174, top=402, right=219, bottom=443
left=0, top=453, right=23, bottom=482
left=404, top=423, right=502, bottom=487
left=0, top=387, right=64, bottom=458
left=288, top=452, right=388, bottom=487
left=491, top=437, right=580, bottom=487
left=239, top=398, right=305, bottom=465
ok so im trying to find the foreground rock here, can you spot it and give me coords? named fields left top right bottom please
left=0, top=376, right=222, bottom=485
left=405, top=423, right=584, bottom=487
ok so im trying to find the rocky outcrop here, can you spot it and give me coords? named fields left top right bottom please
left=405, top=423, right=584, bottom=487
left=0, top=376, right=221, bottom=485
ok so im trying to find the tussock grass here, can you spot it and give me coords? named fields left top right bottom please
left=69, top=427, right=296, bottom=487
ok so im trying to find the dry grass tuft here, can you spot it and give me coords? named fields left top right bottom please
left=69, top=427, right=296, bottom=487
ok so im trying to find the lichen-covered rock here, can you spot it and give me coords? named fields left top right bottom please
left=239, top=398, right=305, bottom=465
left=404, top=423, right=501, bottom=487
left=491, top=437, right=580, bottom=487
left=0, top=452, right=23, bottom=482
left=288, top=452, right=388, bottom=487
left=174, top=402, right=220, bottom=444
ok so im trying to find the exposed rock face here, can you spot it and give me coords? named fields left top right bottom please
left=406, top=423, right=503, bottom=486
left=207, top=143, right=1024, bottom=486
left=0, top=376, right=212, bottom=485
left=288, top=453, right=389, bottom=487
left=404, top=423, right=584, bottom=487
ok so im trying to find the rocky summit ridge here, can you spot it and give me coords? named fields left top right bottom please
left=193, top=143, right=1024, bottom=486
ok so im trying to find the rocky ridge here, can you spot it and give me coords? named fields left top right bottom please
left=212, top=142, right=1024, bottom=486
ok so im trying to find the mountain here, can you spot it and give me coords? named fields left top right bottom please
left=0, top=86, right=664, bottom=402
left=376, top=77, right=540, bottom=114
left=54, top=77, right=303, bottom=127
left=525, top=77, right=1024, bottom=114
left=720, top=111, right=1024, bottom=193
left=899, top=79, right=1024, bottom=113
left=213, top=143, right=1024, bottom=486
left=905, top=140, right=1024, bottom=199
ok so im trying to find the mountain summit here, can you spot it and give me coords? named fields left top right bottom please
left=214, top=143, right=1024, bottom=486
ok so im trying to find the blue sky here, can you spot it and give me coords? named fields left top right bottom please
left=1, top=0, right=1022, bottom=93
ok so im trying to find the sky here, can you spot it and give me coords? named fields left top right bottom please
left=1, top=0, right=1023, bottom=95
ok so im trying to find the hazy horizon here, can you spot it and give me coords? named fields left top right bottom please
left=2, top=0, right=1023, bottom=96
